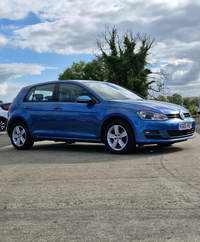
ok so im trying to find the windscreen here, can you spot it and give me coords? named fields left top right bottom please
left=84, top=82, right=143, bottom=101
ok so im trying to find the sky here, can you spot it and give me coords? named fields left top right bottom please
left=0, top=0, right=200, bottom=102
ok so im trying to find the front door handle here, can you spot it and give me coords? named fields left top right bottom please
left=25, top=106, right=31, bottom=110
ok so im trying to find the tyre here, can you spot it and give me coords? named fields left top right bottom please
left=104, top=119, right=135, bottom=154
left=10, top=122, right=34, bottom=150
left=0, top=119, right=6, bottom=131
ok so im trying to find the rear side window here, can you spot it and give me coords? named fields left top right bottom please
left=24, top=84, right=55, bottom=102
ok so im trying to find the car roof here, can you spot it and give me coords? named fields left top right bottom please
left=22, top=80, right=102, bottom=90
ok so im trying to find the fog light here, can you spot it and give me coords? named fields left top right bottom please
left=144, top=130, right=159, bottom=135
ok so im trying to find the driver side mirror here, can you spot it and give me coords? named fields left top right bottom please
left=76, top=95, right=94, bottom=104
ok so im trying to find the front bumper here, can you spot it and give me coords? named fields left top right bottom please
left=131, top=117, right=195, bottom=145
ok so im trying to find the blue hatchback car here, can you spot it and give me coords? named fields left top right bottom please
left=7, top=80, right=195, bottom=154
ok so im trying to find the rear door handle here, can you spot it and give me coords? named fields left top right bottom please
left=54, top=107, right=62, bottom=110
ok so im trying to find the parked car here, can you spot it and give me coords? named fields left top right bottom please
left=0, top=102, right=11, bottom=131
left=198, top=96, right=200, bottom=115
left=7, top=80, right=195, bottom=154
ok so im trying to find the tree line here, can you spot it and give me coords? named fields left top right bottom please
left=151, top=94, right=199, bottom=115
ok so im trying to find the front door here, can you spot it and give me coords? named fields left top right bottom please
left=53, top=83, right=97, bottom=140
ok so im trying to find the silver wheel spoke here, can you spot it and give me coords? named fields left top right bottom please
left=16, top=126, right=20, bottom=134
left=119, top=131, right=127, bottom=138
left=20, top=136, right=26, bottom=144
left=16, top=138, right=21, bottom=146
left=114, top=125, right=119, bottom=135
left=118, top=139, right=126, bottom=149
left=107, top=132, right=116, bottom=139
left=111, top=139, right=118, bottom=149
left=13, top=134, right=18, bottom=139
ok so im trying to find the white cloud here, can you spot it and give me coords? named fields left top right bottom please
left=5, top=0, right=199, bottom=58
left=160, top=60, right=199, bottom=85
left=0, top=63, right=54, bottom=84
left=0, top=63, right=56, bottom=102
left=0, top=81, right=24, bottom=102
left=0, top=34, right=8, bottom=49
left=0, top=0, right=57, bottom=20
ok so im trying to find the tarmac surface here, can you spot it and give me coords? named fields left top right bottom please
left=0, top=129, right=200, bottom=242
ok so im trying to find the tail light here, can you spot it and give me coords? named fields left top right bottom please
left=8, top=105, right=11, bottom=113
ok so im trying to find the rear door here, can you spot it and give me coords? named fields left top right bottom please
left=23, top=83, right=56, bottom=138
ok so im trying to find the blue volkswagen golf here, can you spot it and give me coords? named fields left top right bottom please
left=7, top=80, right=195, bottom=154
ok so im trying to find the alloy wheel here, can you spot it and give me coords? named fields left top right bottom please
left=107, top=124, right=128, bottom=151
left=12, top=125, right=27, bottom=147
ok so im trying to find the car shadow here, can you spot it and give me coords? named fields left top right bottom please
left=0, top=141, right=184, bottom=166
left=30, top=141, right=183, bottom=156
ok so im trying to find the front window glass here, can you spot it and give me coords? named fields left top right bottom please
left=84, top=82, right=143, bottom=101
left=24, top=84, right=55, bottom=102
left=58, top=83, right=98, bottom=103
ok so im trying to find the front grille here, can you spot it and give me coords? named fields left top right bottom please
left=166, top=113, right=191, bottom=119
left=167, top=128, right=195, bottom=137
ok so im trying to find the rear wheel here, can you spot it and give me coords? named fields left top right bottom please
left=10, top=122, right=34, bottom=150
left=0, top=118, right=6, bottom=131
left=104, top=119, right=135, bottom=154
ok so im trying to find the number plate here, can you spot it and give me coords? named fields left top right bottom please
left=178, top=122, right=192, bottom=130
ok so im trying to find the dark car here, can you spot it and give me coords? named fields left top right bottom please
left=7, top=80, right=195, bottom=154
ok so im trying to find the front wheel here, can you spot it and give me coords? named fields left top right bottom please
left=10, top=122, right=34, bottom=150
left=104, top=119, right=135, bottom=154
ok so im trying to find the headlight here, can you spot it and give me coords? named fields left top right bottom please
left=136, top=111, right=168, bottom=121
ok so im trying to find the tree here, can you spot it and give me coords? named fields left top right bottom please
left=189, top=105, right=198, bottom=115
left=94, top=26, right=167, bottom=98
left=190, top=97, right=198, bottom=106
left=59, top=56, right=107, bottom=81
left=183, top=97, right=192, bottom=109
left=59, top=61, right=86, bottom=80
left=0, top=100, right=3, bottom=103
left=83, top=56, right=108, bottom=81
left=167, top=93, right=183, bottom=106
left=167, top=95, right=173, bottom=103
left=156, top=95, right=169, bottom=102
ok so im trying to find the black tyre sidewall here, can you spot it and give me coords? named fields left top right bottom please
left=10, top=122, right=34, bottom=150
left=104, top=119, right=135, bottom=154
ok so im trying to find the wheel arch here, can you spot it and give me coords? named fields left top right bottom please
left=8, top=118, right=29, bottom=137
left=100, top=116, right=135, bottom=143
